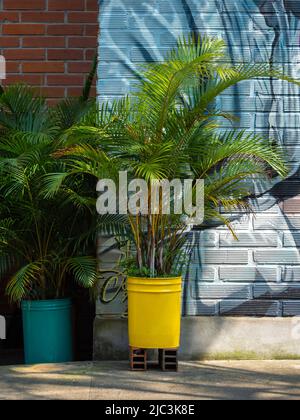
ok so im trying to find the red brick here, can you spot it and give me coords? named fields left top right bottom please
left=47, top=74, right=84, bottom=86
left=86, top=0, right=98, bottom=11
left=47, top=25, right=83, bottom=36
left=48, top=0, right=84, bottom=11
left=85, top=49, right=96, bottom=60
left=0, top=12, right=19, bottom=22
left=39, top=87, right=66, bottom=98
left=68, top=37, right=97, bottom=48
left=67, top=86, right=95, bottom=97
left=5, top=74, right=44, bottom=85
left=4, top=49, right=45, bottom=60
left=5, top=62, right=20, bottom=73
left=48, top=49, right=84, bottom=60
left=23, top=37, right=65, bottom=48
left=68, top=62, right=93, bottom=73
left=21, top=12, right=65, bottom=23
left=4, top=0, right=45, bottom=10
left=67, top=86, right=83, bottom=96
left=68, top=12, right=98, bottom=23
left=23, top=62, right=65, bottom=73
left=3, top=24, right=45, bottom=35
left=47, top=98, right=61, bottom=106
left=0, top=37, right=19, bottom=48
left=85, top=25, right=98, bottom=37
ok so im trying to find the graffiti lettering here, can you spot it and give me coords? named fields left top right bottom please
left=99, top=270, right=127, bottom=304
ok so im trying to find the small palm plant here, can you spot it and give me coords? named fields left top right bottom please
left=0, top=66, right=100, bottom=302
left=50, top=35, right=297, bottom=278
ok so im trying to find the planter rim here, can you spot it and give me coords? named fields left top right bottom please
left=127, top=276, right=182, bottom=294
left=127, top=276, right=182, bottom=281
left=21, top=298, right=72, bottom=311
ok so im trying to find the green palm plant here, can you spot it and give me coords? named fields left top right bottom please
left=0, top=60, right=100, bottom=303
left=49, top=35, right=298, bottom=278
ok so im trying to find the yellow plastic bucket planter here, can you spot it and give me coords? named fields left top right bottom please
left=127, top=277, right=182, bottom=349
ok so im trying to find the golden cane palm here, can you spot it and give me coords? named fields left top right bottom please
left=51, top=35, right=297, bottom=277
left=0, top=68, right=101, bottom=303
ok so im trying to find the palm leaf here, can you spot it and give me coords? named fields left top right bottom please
left=81, top=54, right=98, bottom=101
left=6, top=261, right=44, bottom=303
left=65, top=256, right=98, bottom=288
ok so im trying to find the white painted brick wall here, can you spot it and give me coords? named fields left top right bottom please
left=98, top=0, right=300, bottom=316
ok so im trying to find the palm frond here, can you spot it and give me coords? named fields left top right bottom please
left=65, top=256, right=98, bottom=288
left=135, top=35, right=227, bottom=140
left=6, top=261, right=44, bottom=303
left=51, top=98, right=95, bottom=132
left=81, top=54, right=98, bottom=101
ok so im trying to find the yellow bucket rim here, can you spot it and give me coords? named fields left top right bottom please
left=127, top=276, right=182, bottom=293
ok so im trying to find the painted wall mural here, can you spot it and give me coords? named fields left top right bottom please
left=97, top=0, right=300, bottom=317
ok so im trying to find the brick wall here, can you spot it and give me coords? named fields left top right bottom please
left=0, top=0, right=99, bottom=103
left=98, top=0, right=300, bottom=317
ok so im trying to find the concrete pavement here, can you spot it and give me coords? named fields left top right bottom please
left=0, top=361, right=300, bottom=400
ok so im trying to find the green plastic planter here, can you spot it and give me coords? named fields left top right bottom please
left=21, top=298, right=73, bottom=365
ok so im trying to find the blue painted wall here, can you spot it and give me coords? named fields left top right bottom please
left=98, top=0, right=300, bottom=317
